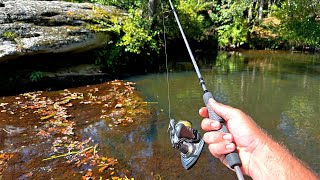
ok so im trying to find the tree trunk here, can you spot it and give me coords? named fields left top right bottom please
left=258, top=0, right=264, bottom=20
left=248, top=3, right=253, bottom=23
left=247, top=2, right=254, bottom=46
left=148, top=0, right=158, bottom=19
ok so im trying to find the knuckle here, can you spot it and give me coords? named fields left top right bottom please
left=203, top=131, right=223, bottom=144
left=201, top=118, right=212, bottom=130
left=233, top=108, right=243, bottom=115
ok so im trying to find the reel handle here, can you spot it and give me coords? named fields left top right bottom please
left=203, top=91, right=242, bottom=169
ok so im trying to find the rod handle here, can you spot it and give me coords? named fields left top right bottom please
left=203, top=91, right=242, bottom=169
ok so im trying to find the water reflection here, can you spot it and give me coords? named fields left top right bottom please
left=127, top=50, right=320, bottom=177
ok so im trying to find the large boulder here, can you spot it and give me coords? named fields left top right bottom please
left=0, top=0, right=121, bottom=61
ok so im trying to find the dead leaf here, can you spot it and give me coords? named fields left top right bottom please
left=40, top=113, right=55, bottom=120
left=37, top=130, right=50, bottom=137
left=115, top=103, right=123, bottom=108
left=65, top=103, right=73, bottom=107
left=98, top=165, right=108, bottom=172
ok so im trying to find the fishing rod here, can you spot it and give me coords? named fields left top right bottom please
left=166, top=0, right=244, bottom=179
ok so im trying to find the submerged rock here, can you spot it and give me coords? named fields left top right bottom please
left=0, top=0, right=121, bottom=61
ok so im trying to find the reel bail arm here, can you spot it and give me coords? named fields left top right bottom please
left=169, top=120, right=204, bottom=170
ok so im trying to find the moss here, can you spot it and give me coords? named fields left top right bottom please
left=65, top=25, right=81, bottom=31
left=2, top=31, right=18, bottom=41
left=85, top=6, right=126, bottom=33
left=86, top=24, right=107, bottom=32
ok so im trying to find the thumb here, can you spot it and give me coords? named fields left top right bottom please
left=208, top=98, right=236, bottom=122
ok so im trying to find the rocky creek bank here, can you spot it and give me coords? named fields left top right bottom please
left=0, top=0, right=122, bottom=60
left=0, top=0, right=130, bottom=96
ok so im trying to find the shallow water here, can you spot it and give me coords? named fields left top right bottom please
left=1, top=50, right=319, bottom=179
left=125, top=50, right=320, bottom=178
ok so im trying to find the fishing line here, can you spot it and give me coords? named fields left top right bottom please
left=164, top=0, right=244, bottom=179
left=160, top=0, right=172, bottom=120
left=163, top=2, right=205, bottom=170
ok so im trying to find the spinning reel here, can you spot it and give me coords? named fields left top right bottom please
left=168, top=119, right=204, bottom=170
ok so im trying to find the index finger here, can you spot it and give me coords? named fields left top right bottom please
left=199, top=107, right=208, bottom=118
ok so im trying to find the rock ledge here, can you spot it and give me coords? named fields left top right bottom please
left=0, top=0, right=119, bottom=61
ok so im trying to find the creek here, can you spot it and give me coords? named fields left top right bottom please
left=0, top=50, right=319, bottom=179
left=125, top=50, right=320, bottom=178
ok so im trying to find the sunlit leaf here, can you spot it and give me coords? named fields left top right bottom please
left=98, top=165, right=108, bottom=172
left=40, top=113, right=55, bottom=120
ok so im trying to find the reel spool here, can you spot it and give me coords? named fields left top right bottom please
left=168, top=119, right=204, bottom=169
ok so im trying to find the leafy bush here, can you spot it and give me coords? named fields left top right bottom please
left=116, top=8, right=159, bottom=54
left=208, top=1, right=249, bottom=48
left=30, top=71, right=44, bottom=82
left=88, top=6, right=160, bottom=73
left=272, top=0, right=320, bottom=49
left=2, top=31, right=18, bottom=41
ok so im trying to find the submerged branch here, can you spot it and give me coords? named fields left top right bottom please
left=42, top=146, right=93, bottom=161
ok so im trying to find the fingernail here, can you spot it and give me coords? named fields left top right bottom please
left=211, top=121, right=220, bottom=128
left=226, top=143, right=235, bottom=149
left=223, top=134, right=232, bottom=141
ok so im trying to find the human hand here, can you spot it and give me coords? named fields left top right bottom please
left=199, top=98, right=268, bottom=177
left=200, top=99, right=319, bottom=179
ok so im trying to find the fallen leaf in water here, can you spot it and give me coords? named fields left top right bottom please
left=24, top=172, right=33, bottom=178
left=0, top=103, right=8, bottom=108
left=101, top=157, right=107, bottom=162
left=65, top=103, right=73, bottom=107
left=37, top=130, right=50, bottom=137
left=126, top=117, right=133, bottom=123
left=98, top=165, right=108, bottom=172
left=0, top=80, right=144, bottom=178
left=107, top=158, right=118, bottom=166
left=89, top=160, right=97, bottom=166
left=115, top=103, right=123, bottom=108
left=0, top=153, right=14, bottom=160
left=40, top=113, right=55, bottom=120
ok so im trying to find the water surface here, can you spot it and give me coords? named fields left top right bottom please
left=125, top=50, right=320, bottom=178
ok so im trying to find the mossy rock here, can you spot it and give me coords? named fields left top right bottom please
left=0, top=0, right=125, bottom=61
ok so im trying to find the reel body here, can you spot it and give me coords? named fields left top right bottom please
left=168, top=119, right=204, bottom=170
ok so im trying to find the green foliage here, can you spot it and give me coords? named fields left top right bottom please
left=116, top=8, right=159, bottom=54
left=90, top=7, right=159, bottom=55
left=272, top=0, right=320, bottom=48
left=209, top=0, right=249, bottom=48
left=30, top=71, right=44, bottom=82
left=90, top=0, right=146, bottom=10
left=94, top=45, right=124, bottom=74
left=65, top=0, right=319, bottom=61
left=63, top=0, right=89, bottom=2
left=2, top=31, right=18, bottom=41
left=160, top=0, right=215, bottom=42
left=176, top=0, right=212, bottom=39
left=88, top=6, right=160, bottom=72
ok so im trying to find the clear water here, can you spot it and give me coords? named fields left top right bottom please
left=125, top=50, right=320, bottom=179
